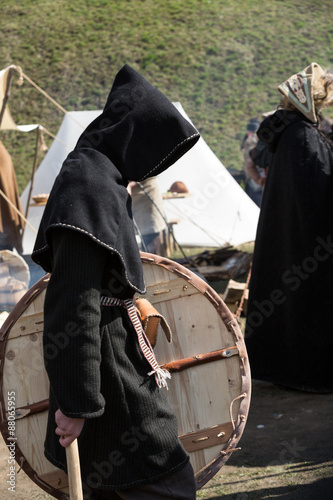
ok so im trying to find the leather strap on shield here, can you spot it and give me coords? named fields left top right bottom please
left=135, top=298, right=172, bottom=347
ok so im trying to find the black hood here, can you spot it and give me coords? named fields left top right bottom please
left=75, top=64, right=199, bottom=181
left=257, top=109, right=305, bottom=153
left=31, top=65, right=200, bottom=293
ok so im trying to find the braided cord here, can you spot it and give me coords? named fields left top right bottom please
left=100, top=296, right=170, bottom=389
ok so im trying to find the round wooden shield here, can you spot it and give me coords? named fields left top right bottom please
left=0, top=252, right=251, bottom=499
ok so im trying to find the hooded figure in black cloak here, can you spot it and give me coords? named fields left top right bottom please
left=245, top=62, right=333, bottom=393
left=31, top=65, right=200, bottom=498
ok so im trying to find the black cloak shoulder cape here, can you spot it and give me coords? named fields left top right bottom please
left=245, top=109, right=333, bottom=393
left=31, top=65, right=199, bottom=293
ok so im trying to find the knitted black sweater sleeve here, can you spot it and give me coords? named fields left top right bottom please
left=43, top=228, right=107, bottom=418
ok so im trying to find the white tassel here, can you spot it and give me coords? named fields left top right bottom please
left=148, top=367, right=171, bottom=389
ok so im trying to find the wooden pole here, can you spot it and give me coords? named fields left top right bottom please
left=235, top=262, right=252, bottom=321
left=0, top=67, right=15, bottom=129
left=23, top=126, right=41, bottom=232
left=65, top=439, right=83, bottom=500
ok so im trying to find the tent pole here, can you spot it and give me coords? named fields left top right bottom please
left=23, top=127, right=41, bottom=236
left=0, top=67, right=15, bottom=129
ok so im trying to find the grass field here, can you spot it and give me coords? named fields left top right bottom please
left=1, top=0, right=333, bottom=192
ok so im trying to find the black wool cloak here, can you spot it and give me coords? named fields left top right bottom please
left=31, top=64, right=200, bottom=293
left=30, top=65, right=200, bottom=491
left=245, top=109, right=333, bottom=393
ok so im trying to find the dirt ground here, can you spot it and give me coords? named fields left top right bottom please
left=0, top=380, right=332, bottom=499
left=197, top=380, right=333, bottom=500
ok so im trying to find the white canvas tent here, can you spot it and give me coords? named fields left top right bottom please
left=157, top=103, right=259, bottom=248
left=0, top=66, right=39, bottom=133
left=20, top=104, right=259, bottom=255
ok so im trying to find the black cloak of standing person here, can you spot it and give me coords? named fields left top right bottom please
left=31, top=64, right=200, bottom=498
left=245, top=62, right=333, bottom=394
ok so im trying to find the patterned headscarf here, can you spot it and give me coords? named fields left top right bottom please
left=278, top=62, right=325, bottom=123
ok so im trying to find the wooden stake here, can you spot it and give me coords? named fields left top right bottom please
left=66, top=439, right=83, bottom=500
left=23, top=125, right=41, bottom=230
left=0, top=67, right=14, bottom=128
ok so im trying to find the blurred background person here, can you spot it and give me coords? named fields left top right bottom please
left=240, top=117, right=263, bottom=206
left=128, top=176, right=168, bottom=256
